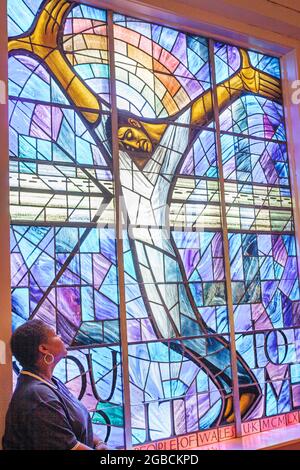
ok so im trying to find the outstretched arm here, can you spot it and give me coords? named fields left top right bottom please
left=191, top=49, right=282, bottom=127
left=8, top=0, right=101, bottom=124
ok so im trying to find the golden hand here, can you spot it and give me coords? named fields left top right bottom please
left=238, top=49, right=282, bottom=103
left=8, top=0, right=101, bottom=124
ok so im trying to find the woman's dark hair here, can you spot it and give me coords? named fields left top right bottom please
left=11, top=320, right=51, bottom=369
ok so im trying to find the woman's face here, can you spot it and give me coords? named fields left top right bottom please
left=40, top=328, right=68, bottom=362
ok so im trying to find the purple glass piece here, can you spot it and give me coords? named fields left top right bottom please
left=261, top=280, right=278, bottom=307
left=171, top=33, right=187, bottom=68
left=223, top=157, right=236, bottom=180
left=34, top=296, right=56, bottom=327
left=185, top=394, right=198, bottom=433
left=181, top=248, right=200, bottom=279
left=56, top=286, right=81, bottom=339
left=263, top=115, right=275, bottom=139
left=31, top=105, right=51, bottom=140
left=279, top=278, right=293, bottom=297
left=234, top=305, right=251, bottom=332
left=80, top=378, right=98, bottom=410
left=141, top=318, right=157, bottom=341
left=93, top=253, right=111, bottom=289
left=11, top=253, right=28, bottom=287
left=260, top=149, right=277, bottom=184
left=212, top=233, right=223, bottom=257
left=198, top=248, right=213, bottom=281
left=292, top=302, right=300, bottom=326
left=127, top=319, right=141, bottom=342
left=173, top=399, right=186, bottom=435
left=226, top=45, right=240, bottom=73
left=36, top=64, right=50, bottom=84
left=252, top=303, right=273, bottom=330
left=92, top=146, right=107, bottom=166
left=51, top=107, right=63, bottom=141
left=17, top=55, right=40, bottom=72
left=177, top=76, right=203, bottom=100
left=180, top=148, right=194, bottom=175
left=174, top=62, right=194, bottom=80
left=64, top=18, right=73, bottom=35
left=200, top=307, right=216, bottom=330
left=266, top=363, right=288, bottom=382
left=195, top=154, right=210, bottom=176
left=197, top=392, right=210, bottom=419
left=246, top=395, right=264, bottom=420
left=95, top=291, right=118, bottom=320
left=292, top=384, right=300, bottom=408
left=273, top=237, right=288, bottom=266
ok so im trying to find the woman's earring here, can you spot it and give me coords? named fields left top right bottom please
left=44, top=353, right=54, bottom=365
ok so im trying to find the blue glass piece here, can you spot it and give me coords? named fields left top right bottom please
left=12, top=288, right=29, bottom=321
left=81, top=286, right=94, bottom=321
left=148, top=342, right=169, bottom=362
left=266, top=383, right=278, bottom=416
left=199, top=398, right=222, bottom=430
left=151, top=24, right=162, bottom=44
left=159, top=28, right=178, bottom=52
left=266, top=289, right=283, bottom=328
left=132, top=430, right=147, bottom=445
left=100, top=276, right=119, bottom=305
left=244, top=256, right=258, bottom=282
left=290, top=281, right=300, bottom=301
left=50, top=78, right=70, bottom=105
left=242, top=233, right=258, bottom=257
left=291, top=364, right=300, bottom=383
left=53, top=144, right=72, bottom=163
left=216, top=306, right=228, bottom=333
left=230, top=248, right=244, bottom=281
left=75, top=137, right=93, bottom=164
left=95, top=291, right=119, bottom=320
left=19, top=135, right=37, bottom=159
left=55, top=227, right=78, bottom=253
left=200, top=232, right=215, bottom=255
left=100, top=229, right=117, bottom=264
left=277, top=380, right=291, bottom=413
left=248, top=51, right=280, bottom=79
left=181, top=316, right=202, bottom=336
left=79, top=229, right=99, bottom=253
left=103, top=321, right=120, bottom=343
left=37, top=139, right=51, bottom=160
left=260, top=257, right=275, bottom=281
left=71, top=5, right=106, bottom=21
left=21, top=73, right=51, bottom=102
left=274, top=261, right=284, bottom=280
left=57, top=119, right=75, bottom=155
left=283, top=235, right=296, bottom=256
left=8, top=0, right=44, bottom=36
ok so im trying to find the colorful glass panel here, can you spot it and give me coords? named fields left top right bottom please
left=7, top=0, right=300, bottom=449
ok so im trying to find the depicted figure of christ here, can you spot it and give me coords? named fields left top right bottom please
left=8, top=0, right=282, bottom=427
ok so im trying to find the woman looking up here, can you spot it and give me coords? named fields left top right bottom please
left=2, top=320, right=107, bottom=450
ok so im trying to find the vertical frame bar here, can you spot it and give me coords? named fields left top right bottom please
left=0, top=0, right=12, bottom=449
left=281, top=49, right=300, bottom=283
left=209, top=38, right=242, bottom=436
left=107, top=10, right=133, bottom=449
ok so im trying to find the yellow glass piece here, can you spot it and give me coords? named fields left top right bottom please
left=8, top=0, right=101, bottom=124
left=127, top=44, right=153, bottom=69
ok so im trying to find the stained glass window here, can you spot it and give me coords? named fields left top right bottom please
left=7, top=0, right=300, bottom=449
